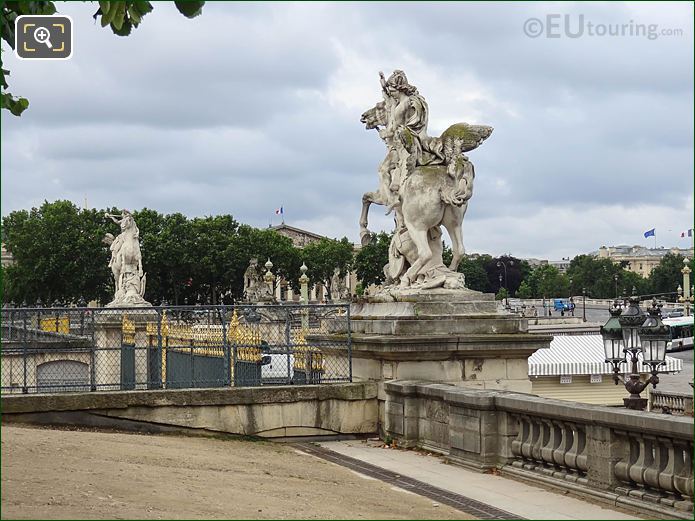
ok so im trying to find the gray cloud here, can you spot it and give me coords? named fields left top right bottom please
left=2, top=1, right=693, bottom=260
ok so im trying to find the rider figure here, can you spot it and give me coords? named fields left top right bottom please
left=379, top=70, right=429, bottom=212
left=104, top=210, right=138, bottom=267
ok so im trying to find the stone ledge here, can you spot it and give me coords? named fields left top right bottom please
left=1, top=383, right=378, bottom=414
left=501, top=466, right=693, bottom=520
left=334, top=333, right=551, bottom=362
left=386, top=380, right=694, bottom=439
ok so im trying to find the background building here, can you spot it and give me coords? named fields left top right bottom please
left=271, top=224, right=358, bottom=302
left=595, top=245, right=694, bottom=277
left=1, top=243, right=14, bottom=267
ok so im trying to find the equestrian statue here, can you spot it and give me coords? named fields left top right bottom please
left=103, top=210, right=151, bottom=307
left=359, top=70, right=493, bottom=293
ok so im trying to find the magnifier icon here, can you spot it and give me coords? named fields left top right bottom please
left=33, top=26, right=53, bottom=49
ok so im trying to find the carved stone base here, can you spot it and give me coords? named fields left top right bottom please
left=315, top=291, right=551, bottom=433
left=104, top=298, right=152, bottom=308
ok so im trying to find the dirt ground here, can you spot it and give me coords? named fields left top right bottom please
left=1, top=425, right=471, bottom=520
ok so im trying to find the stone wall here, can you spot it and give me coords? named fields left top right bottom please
left=385, top=380, right=694, bottom=519
left=2, top=383, right=378, bottom=439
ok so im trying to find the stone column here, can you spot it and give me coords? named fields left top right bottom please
left=299, top=263, right=310, bottom=330
left=682, top=259, right=691, bottom=316
left=93, top=309, right=159, bottom=391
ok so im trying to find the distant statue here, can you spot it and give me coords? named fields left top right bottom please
left=330, top=268, right=350, bottom=302
left=360, top=70, right=493, bottom=292
left=243, top=258, right=268, bottom=303
left=103, top=210, right=150, bottom=307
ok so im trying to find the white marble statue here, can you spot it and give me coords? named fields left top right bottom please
left=103, top=210, right=150, bottom=307
left=330, top=268, right=350, bottom=302
left=243, top=258, right=270, bottom=302
left=360, top=70, right=493, bottom=292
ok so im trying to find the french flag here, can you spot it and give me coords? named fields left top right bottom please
left=275, top=206, right=284, bottom=215
left=681, top=228, right=693, bottom=238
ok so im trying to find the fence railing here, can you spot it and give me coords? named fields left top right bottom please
left=650, top=389, right=694, bottom=416
left=1, top=304, right=351, bottom=394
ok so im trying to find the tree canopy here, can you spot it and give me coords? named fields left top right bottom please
left=2, top=200, right=319, bottom=305
left=302, top=237, right=354, bottom=301
left=354, top=232, right=391, bottom=288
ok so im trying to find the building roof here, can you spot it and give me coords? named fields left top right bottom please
left=528, top=334, right=682, bottom=376
left=270, top=224, right=327, bottom=241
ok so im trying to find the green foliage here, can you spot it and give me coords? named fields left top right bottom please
left=648, top=253, right=694, bottom=301
left=1, top=201, right=309, bottom=305
left=525, top=264, right=569, bottom=299
left=516, top=280, right=532, bottom=299
left=456, top=256, right=490, bottom=292
left=302, top=237, right=354, bottom=301
left=354, top=232, right=391, bottom=287
left=174, top=1, right=205, bottom=18
left=2, top=200, right=111, bottom=304
left=227, top=226, right=302, bottom=298
left=0, top=0, right=204, bottom=115
left=495, top=287, right=509, bottom=301
left=186, top=215, right=239, bottom=304
left=566, top=254, right=648, bottom=299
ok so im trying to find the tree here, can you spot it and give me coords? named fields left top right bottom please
left=525, top=264, right=569, bottom=299
left=2, top=200, right=111, bottom=303
left=516, top=280, right=532, bottom=299
left=1, top=1, right=205, bottom=116
left=302, top=237, right=354, bottom=301
left=649, top=254, right=694, bottom=301
left=354, top=232, right=391, bottom=287
left=227, top=225, right=302, bottom=300
left=456, top=256, right=490, bottom=292
left=484, top=255, right=529, bottom=296
left=495, top=287, right=508, bottom=301
left=186, top=215, right=238, bottom=305
left=566, top=254, right=648, bottom=299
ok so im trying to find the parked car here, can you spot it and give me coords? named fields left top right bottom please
left=553, top=298, right=570, bottom=312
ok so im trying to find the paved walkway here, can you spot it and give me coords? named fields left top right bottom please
left=317, top=440, right=641, bottom=520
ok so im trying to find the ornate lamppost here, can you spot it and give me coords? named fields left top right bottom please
left=680, top=258, right=692, bottom=316
left=299, top=263, right=310, bottom=330
left=497, top=259, right=513, bottom=307
left=264, top=258, right=275, bottom=302
left=582, top=287, right=587, bottom=322
left=601, top=297, right=669, bottom=410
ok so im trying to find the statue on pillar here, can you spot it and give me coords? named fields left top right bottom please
left=103, top=210, right=150, bottom=307
left=359, top=70, right=493, bottom=294
left=330, top=268, right=350, bottom=302
left=243, top=258, right=265, bottom=303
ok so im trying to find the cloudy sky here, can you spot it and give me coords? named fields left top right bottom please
left=2, top=1, right=693, bottom=259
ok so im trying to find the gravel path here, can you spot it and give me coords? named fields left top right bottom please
left=1, top=425, right=470, bottom=520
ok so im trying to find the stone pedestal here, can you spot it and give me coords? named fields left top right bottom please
left=316, top=288, right=551, bottom=434
left=94, top=309, right=159, bottom=390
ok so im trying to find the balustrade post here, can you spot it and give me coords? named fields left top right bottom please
left=585, top=424, right=623, bottom=490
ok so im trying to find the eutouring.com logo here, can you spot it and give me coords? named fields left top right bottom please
left=523, top=15, right=684, bottom=40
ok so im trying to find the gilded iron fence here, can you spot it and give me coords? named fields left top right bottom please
left=1, top=304, right=351, bottom=394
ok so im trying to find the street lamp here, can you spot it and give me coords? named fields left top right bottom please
left=613, top=274, right=619, bottom=298
left=582, top=287, right=586, bottom=322
left=497, top=260, right=513, bottom=307
left=681, top=258, right=692, bottom=316
left=600, top=297, right=669, bottom=410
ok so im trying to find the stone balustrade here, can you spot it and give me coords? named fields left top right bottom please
left=385, top=380, right=694, bottom=519
left=650, top=389, right=694, bottom=416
